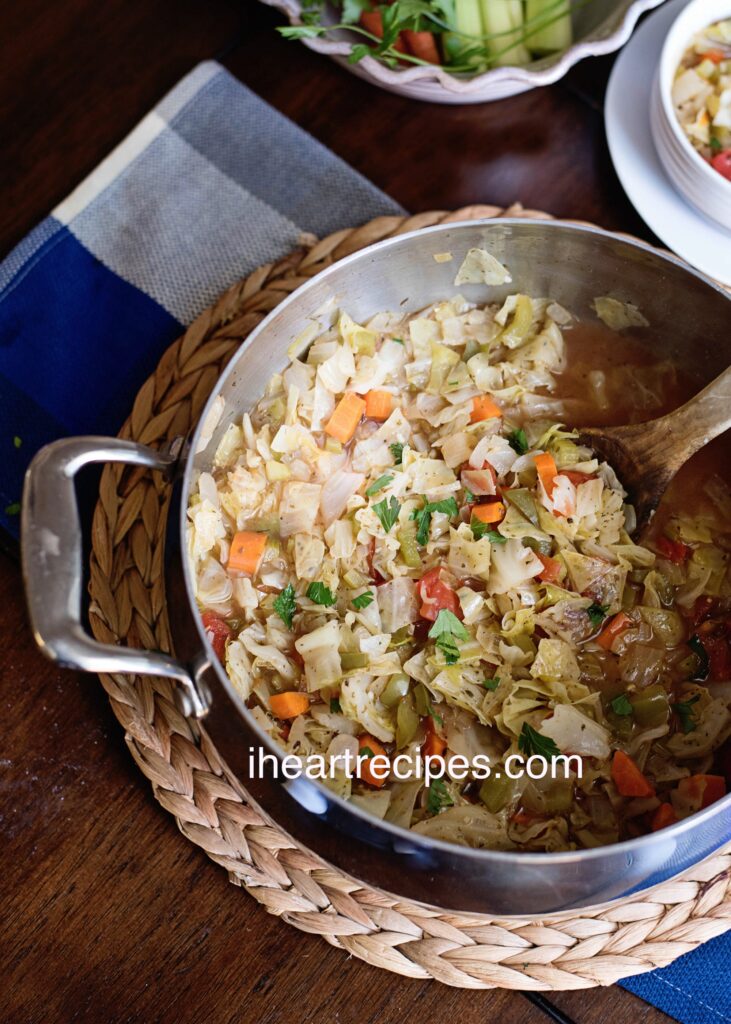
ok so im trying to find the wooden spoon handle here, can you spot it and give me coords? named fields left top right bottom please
left=656, top=364, right=731, bottom=470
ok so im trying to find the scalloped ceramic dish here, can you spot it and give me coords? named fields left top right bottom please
left=262, top=0, right=668, bottom=103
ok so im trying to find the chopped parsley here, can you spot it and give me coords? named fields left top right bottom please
left=672, top=694, right=700, bottom=734
left=428, top=608, right=469, bottom=665
left=427, top=703, right=444, bottom=727
left=373, top=495, right=401, bottom=534
left=610, top=693, right=633, bottom=717
left=483, top=677, right=500, bottom=691
left=306, top=581, right=336, bottom=606
left=463, top=488, right=475, bottom=503
left=507, top=428, right=529, bottom=455
left=411, top=496, right=459, bottom=546
left=4, top=502, right=20, bottom=516
left=710, top=136, right=722, bottom=153
left=330, top=697, right=342, bottom=714
left=366, top=473, right=394, bottom=496
left=273, top=584, right=297, bottom=628
left=587, top=602, right=609, bottom=628
left=352, top=590, right=374, bottom=610
left=427, top=777, right=454, bottom=815
left=392, top=337, right=404, bottom=345
left=389, top=442, right=404, bottom=465
left=518, top=722, right=560, bottom=759
left=688, top=634, right=710, bottom=681
left=360, top=745, right=375, bottom=759
left=470, top=516, right=507, bottom=543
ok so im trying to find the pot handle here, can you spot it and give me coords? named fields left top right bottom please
left=21, top=436, right=210, bottom=718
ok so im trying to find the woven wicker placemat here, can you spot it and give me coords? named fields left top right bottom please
left=88, top=204, right=731, bottom=990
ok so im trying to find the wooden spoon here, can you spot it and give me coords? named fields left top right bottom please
left=579, top=365, right=731, bottom=533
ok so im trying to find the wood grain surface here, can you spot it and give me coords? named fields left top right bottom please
left=0, top=1, right=671, bottom=1022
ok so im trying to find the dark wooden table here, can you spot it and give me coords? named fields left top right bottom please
left=1, top=2, right=671, bottom=1022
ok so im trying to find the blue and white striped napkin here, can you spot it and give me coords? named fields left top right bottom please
left=0, top=61, right=403, bottom=538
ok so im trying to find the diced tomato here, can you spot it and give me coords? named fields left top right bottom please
left=701, top=49, right=726, bottom=63
left=711, top=150, right=731, bottom=182
left=558, top=470, right=596, bottom=486
left=688, top=595, right=715, bottom=627
left=651, top=803, right=678, bottom=831
left=677, top=774, right=726, bottom=810
left=418, top=567, right=461, bottom=621
left=536, top=552, right=562, bottom=584
left=422, top=716, right=447, bottom=760
left=656, top=535, right=692, bottom=564
left=201, top=612, right=233, bottom=662
left=703, top=633, right=731, bottom=681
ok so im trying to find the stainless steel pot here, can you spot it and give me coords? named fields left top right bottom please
left=22, top=220, right=731, bottom=915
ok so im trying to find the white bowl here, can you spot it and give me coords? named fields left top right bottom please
left=262, top=0, right=667, bottom=104
left=651, top=0, right=731, bottom=232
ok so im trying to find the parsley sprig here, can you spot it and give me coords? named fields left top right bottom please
left=428, top=608, right=469, bottom=665
left=411, top=496, right=458, bottom=546
left=306, top=581, right=337, bottom=606
left=273, top=583, right=297, bottom=628
left=389, top=442, right=404, bottom=465
left=373, top=495, right=401, bottom=533
left=518, top=722, right=560, bottom=759
left=470, top=517, right=507, bottom=543
left=610, top=693, right=633, bottom=717
left=587, top=602, right=609, bottom=628
left=427, top=777, right=454, bottom=815
left=672, top=694, right=700, bottom=734
left=352, top=590, right=374, bottom=610
left=507, top=428, right=529, bottom=455
left=366, top=473, right=394, bottom=496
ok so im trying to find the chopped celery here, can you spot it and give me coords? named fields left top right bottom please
left=414, top=683, right=432, bottom=717
left=325, top=437, right=343, bottom=454
left=398, top=521, right=422, bottom=570
left=444, top=0, right=486, bottom=69
left=523, top=536, right=552, bottom=557
left=340, top=651, right=369, bottom=672
left=388, top=625, right=414, bottom=649
left=630, top=684, right=670, bottom=728
left=525, top=0, right=572, bottom=55
left=505, top=487, right=539, bottom=525
left=343, top=568, right=369, bottom=589
left=381, top=673, right=411, bottom=708
left=481, top=0, right=530, bottom=67
left=479, top=773, right=511, bottom=813
left=396, top=696, right=420, bottom=748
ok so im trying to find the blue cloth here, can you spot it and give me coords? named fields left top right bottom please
left=1, top=59, right=729, bottom=1024
left=622, top=932, right=731, bottom=1024
left=0, top=61, right=403, bottom=537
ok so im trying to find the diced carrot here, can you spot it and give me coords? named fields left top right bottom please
left=227, top=531, right=267, bottom=575
left=402, top=29, right=441, bottom=63
left=536, top=553, right=562, bottom=584
left=422, top=716, right=447, bottom=760
left=612, top=750, right=656, bottom=798
left=651, top=803, right=678, bottom=831
left=534, top=451, right=558, bottom=496
left=597, top=611, right=632, bottom=651
left=360, top=10, right=408, bottom=52
left=270, top=691, right=310, bottom=719
left=677, top=774, right=726, bottom=810
left=325, top=392, right=366, bottom=443
left=364, top=389, right=393, bottom=421
left=358, top=734, right=390, bottom=788
left=701, top=49, right=726, bottom=63
left=472, top=500, right=505, bottom=525
left=471, top=395, right=503, bottom=423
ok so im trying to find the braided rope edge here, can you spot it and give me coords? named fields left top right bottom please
left=88, top=204, right=731, bottom=990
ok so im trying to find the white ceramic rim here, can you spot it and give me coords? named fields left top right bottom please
left=261, top=0, right=668, bottom=96
left=657, top=0, right=731, bottom=194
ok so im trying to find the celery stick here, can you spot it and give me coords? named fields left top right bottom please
left=444, top=0, right=486, bottom=69
left=526, top=0, right=573, bottom=55
left=480, top=0, right=530, bottom=67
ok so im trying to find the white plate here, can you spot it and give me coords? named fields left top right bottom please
left=606, top=0, right=731, bottom=286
